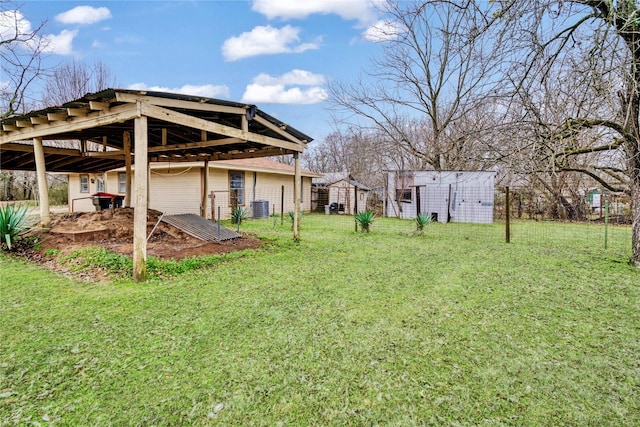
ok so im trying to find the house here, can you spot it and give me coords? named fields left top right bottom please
left=68, top=158, right=322, bottom=219
left=311, top=172, right=370, bottom=214
left=386, top=170, right=496, bottom=224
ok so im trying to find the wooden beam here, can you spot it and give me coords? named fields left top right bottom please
left=30, top=117, right=50, bottom=125
left=47, top=112, right=68, bottom=121
left=133, top=113, right=148, bottom=282
left=67, top=108, right=89, bottom=117
left=33, top=137, right=50, bottom=227
left=253, top=115, right=305, bottom=145
left=161, top=128, right=167, bottom=145
left=84, top=150, right=126, bottom=158
left=0, top=103, right=138, bottom=144
left=89, top=101, right=110, bottom=111
left=13, top=153, right=37, bottom=168
left=0, top=143, right=80, bottom=156
left=147, top=137, right=243, bottom=153
left=123, top=131, right=132, bottom=208
left=16, top=120, right=31, bottom=128
left=2, top=124, right=18, bottom=131
left=141, top=103, right=304, bottom=153
left=115, top=92, right=246, bottom=115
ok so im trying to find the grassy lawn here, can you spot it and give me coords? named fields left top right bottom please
left=1, top=216, right=638, bottom=425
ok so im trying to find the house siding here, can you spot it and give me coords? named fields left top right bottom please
left=68, top=164, right=315, bottom=219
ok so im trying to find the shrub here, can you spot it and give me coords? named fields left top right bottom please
left=415, top=212, right=433, bottom=233
left=0, top=203, right=30, bottom=250
left=354, top=210, right=375, bottom=233
left=231, top=207, right=248, bottom=224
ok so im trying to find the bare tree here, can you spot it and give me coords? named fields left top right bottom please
left=0, top=1, right=48, bottom=118
left=488, top=0, right=640, bottom=265
left=328, top=0, right=505, bottom=171
left=304, top=128, right=391, bottom=188
left=41, top=59, right=117, bottom=107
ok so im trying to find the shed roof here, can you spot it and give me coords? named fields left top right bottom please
left=313, top=172, right=370, bottom=190
left=0, top=89, right=313, bottom=173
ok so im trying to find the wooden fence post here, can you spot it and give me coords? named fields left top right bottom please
left=505, top=186, right=511, bottom=244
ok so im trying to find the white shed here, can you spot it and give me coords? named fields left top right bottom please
left=386, top=170, right=496, bottom=224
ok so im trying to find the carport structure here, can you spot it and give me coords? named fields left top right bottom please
left=0, top=89, right=312, bottom=281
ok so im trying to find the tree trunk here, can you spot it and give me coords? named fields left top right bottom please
left=629, top=143, right=640, bottom=267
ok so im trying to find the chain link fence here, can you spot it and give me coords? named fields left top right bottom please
left=232, top=186, right=632, bottom=255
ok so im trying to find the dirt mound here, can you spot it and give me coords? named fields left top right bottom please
left=35, top=208, right=261, bottom=261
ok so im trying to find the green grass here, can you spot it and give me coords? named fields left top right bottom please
left=1, top=216, right=638, bottom=425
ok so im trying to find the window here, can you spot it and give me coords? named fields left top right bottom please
left=80, top=174, right=89, bottom=193
left=96, top=177, right=105, bottom=192
left=229, top=171, right=245, bottom=206
left=396, top=189, right=412, bottom=202
left=118, top=172, right=126, bottom=193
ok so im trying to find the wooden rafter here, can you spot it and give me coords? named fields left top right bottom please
left=0, top=103, right=139, bottom=144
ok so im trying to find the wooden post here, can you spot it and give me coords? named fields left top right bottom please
left=281, top=185, right=285, bottom=225
left=201, top=160, right=209, bottom=218
left=354, top=183, right=358, bottom=214
left=505, top=186, right=511, bottom=244
left=123, top=131, right=132, bottom=207
left=133, top=114, right=148, bottom=282
left=209, top=191, right=215, bottom=221
left=293, top=152, right=301, bottom=241
left=32, top=137, right=50, bottom=227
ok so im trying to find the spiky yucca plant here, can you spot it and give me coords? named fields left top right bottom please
left=354, top=210, right=375, bottom=233
left=0, top=203, right=29, bottom=250
left=231, top=207, right=248, bottom=224
left=415, top=212, right=433, bottom=233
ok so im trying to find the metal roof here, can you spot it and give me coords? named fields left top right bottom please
left=0, top=88, right=313, bottom=173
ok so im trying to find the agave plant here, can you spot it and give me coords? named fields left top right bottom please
left=354, top=210, right=375, bottom=233
left=231, top=207, right=248, bottom=224
left=0, top=203, right=29, bottom=250
left=415, top=212, right=433, bottom=233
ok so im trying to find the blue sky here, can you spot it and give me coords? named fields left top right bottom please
left=11, top=1, right=395, bottom=142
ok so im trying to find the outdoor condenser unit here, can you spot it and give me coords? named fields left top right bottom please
left=251, top=200, right=269, bottom=219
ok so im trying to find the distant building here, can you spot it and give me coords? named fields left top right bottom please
left=311, top=172, right=370, bottom=214
left=386, top=170, right=496, bottom=224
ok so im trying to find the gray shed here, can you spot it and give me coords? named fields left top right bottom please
left=386, top=170, right=496, bottom=224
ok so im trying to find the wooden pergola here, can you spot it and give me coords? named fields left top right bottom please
left=0, top=89, right=312, bottom=281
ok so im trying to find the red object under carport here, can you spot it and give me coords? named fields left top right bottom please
left=91, top=192, right=125, bottom=210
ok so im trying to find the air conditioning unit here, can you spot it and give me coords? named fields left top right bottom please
left=251, top=200, right=269, bottom=219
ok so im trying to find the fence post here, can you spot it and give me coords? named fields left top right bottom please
left=505, top=186, right=511, bottom=244
left=604, top=200, right=609, bottom=250
left=281, top=185, right=285, bottom=226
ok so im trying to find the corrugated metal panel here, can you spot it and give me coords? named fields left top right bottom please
left=162, top=214, right=241, bottom=241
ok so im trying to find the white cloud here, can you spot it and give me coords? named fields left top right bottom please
left=1, top=11, right=78, bottom=55
left=241, top=70, right=327, bottom=104
left=55, top=6, right=112, bottom=25
left=127, top=83, right=230, bottom=99
left=222, top=25, right=319, bottom=61
left=362, top=19, right=404, bottom=42
left=42, top=29, right=78, bottom=55
left=252, top=0, right=380, bottom=25
left=253, top=69, right=326, bottom=86
left=0, top=10, right=32, bottom=40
